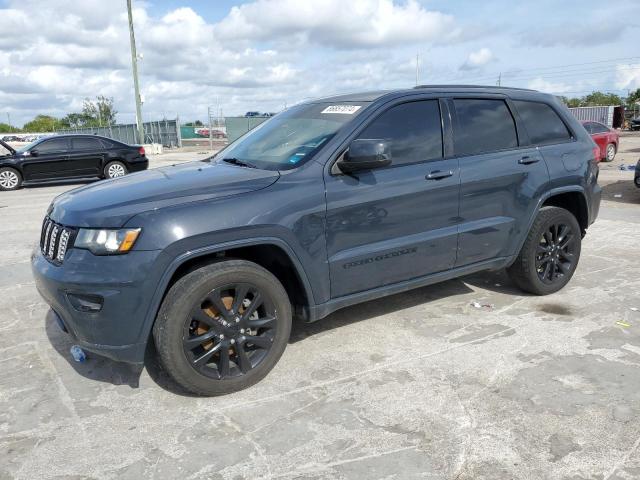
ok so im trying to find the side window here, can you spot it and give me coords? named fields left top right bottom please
left=583, top=122, right=594, bottom=134
left=453, top=99, right=518, bottom=156
left=591, top=123, right=609, bottom=134
left=36, top=138, right=69, bottom=153
left=356, top=100, right=443, bottom=166
left=71, top=137, right=103, bottom=150
left=513, top=100, right=572, bottom=145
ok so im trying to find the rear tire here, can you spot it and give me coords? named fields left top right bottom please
left=604, top=143, right=616, bottom=162
left=104, top=161, right=128, bottom=179
left=508, top=206, right=581, bottom=295
left=153, top=259, right=292, bottom=396
left=0, top=167, right=22, bottom=191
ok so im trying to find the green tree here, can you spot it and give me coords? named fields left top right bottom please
left=184, top=120, right=204, bottom=127
left=582, top=91, right=623, bottom=106
left=23, top=115, right=60, bottom=132
left=0, top=122, right=20, bottom=132
left=627, top=88, right=640, bottom=105
left=81, top=96, right=117, bottom=126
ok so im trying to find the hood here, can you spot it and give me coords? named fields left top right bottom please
left=49, top=160, right=280, bottom=227
left=0, top=139, right=16, bottom=156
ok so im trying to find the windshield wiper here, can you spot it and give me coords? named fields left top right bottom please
left=221, top=157, right=257, bottom=168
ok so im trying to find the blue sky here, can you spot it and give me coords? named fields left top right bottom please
left=0, top=0, right=639, bottom=126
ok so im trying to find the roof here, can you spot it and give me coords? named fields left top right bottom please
left=308, top=85, right=540, bottom=104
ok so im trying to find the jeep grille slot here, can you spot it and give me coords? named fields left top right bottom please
left=41, top=217, right=75, bottom=264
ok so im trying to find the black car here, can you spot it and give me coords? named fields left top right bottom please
left=635, top=159, right=640, bottom=188
left=631, top=117, right=640, bottom=131
left=0, top=134, right=148, bottom=191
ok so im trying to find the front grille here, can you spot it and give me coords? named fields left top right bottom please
left=40, top=217, right=75, bottom=264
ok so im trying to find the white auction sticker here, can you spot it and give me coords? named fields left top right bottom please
left=321, top=105, right=362, bottom=114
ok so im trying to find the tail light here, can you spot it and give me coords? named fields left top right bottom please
left=592, top=145, right=600, bottom=163
left=138, top=146, right=145, bottom=156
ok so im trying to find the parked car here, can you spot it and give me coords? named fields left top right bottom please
left=635, top=159, right=640, bottom=188
left=32, top=86, right=601, bottom=395
left=630, top=117, right=640, bottom=131
left=0, top=134, right=148, bottom=191
left=244, top=111, right=262, bottom=117
left=582, top=121, right=619, bottom=162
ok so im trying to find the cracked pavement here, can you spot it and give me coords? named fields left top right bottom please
left=1, top=140, right=640, bottom=479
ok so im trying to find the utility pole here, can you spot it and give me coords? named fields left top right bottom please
left=6, top=113, right=10, bottom=129
left=207, top=106, right=213, bottom=151
left=497, top=73, right=502, bottom=86
left=127, top=0, right=145, bottom=144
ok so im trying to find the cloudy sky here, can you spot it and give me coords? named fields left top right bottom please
left=1, top=0, right=639, bottom=126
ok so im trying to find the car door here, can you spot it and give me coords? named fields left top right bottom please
left=67, top=136, right=105, bottom=177
left=451, top=97, right=550, bottom=267
left=324, top=98, right=460, bottom=298
left=21, top=137, right=72, bottom=181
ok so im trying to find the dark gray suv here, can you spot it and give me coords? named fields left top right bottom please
left=32, top=86, right=602, bottom=395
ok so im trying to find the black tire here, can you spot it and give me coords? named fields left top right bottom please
left=103, top=160, right=128, bottom=179
left=153, top=259, right=292, bottom=396
left=508, top=206, right=581, bottom=295
left=0, top=167, right=22, bottom=191
left=604, top=143, right=616, bottom=162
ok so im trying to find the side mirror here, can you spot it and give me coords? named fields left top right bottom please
left=29, top=149, right=39, bottom=157
left=337, top=139, right=391, bottom=173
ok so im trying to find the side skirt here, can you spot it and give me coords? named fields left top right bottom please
left=307, top=256, right=515, bottom=322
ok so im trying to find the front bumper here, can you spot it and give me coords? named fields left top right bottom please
left=31, top=246, right=162, bottom=364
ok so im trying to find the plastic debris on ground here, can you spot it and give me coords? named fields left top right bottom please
left=631, top=307, right=639, bottom=312
left=613, top=194, right=623, bottom=198
left=471, top=301, right=494, bottom=310
left=70, top=345, right=87, bottom=363
left=616, top=321, right=632, bottom=328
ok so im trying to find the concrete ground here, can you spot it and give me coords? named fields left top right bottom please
left=1, top=137, right=639, bottom=480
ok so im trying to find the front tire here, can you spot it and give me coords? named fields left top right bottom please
left=104, top=160, right=128, bottom=179
left=0, top=167, right=22, bottom=191
left=508, top=206, right=581, bottom=295
left=604, top=143, right=616, bottom=162
left=153, top=260, right=292, bottom=396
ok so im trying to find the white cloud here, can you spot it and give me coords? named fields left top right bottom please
left=460, top=48, right=494, bottom=70
left=214, top=0, right=462, bottom=48
left=614, top=63, right=640, bottom=91
left=526, top=78, right=572, bottom=94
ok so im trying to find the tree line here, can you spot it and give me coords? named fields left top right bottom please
left=1, top=96, right=117, bottom=133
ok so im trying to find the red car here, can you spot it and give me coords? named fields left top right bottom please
left=582, top=121, right=619, bottom=162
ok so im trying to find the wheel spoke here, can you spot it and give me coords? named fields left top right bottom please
left=542, top=262, right=552, bottom=281
left=557, top=224, right=568, bottom=243
left=184, top=329, right=219, bottom=348
left=537, top=244, right=552, bottom=254
left=191, top=309, right=219, bottom=328
left=557, top=261, right=570, bottom=274
left=193, top=342, right=221, bottom=367
left=559, top=250, right=574, bottom=262
left=231, top=284, right=249, bottom=314
left=244, top=334, right=272, bottom=349
left=235, top=346, right=253, bottom=373
left=543, top=231, right=553, bottom=246
left=242, top=292, right=263, bottom=321
left=218, top=347, right=231, bottom=378
left=559, top=234, right=574, bottom=249
left=248, top=315, right=276, bottom=329
left=207, top=290, right=233, bottom=321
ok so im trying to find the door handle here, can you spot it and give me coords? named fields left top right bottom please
left=426, top=170, right=454, bottom=180
left=518, top=156, right=540, bottom=165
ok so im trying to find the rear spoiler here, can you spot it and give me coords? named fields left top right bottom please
left=0, top=139, right=15, bottom=155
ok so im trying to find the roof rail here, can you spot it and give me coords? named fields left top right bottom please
left=413, top=84, right=535, bottom=92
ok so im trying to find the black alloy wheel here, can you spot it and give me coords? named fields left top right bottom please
left=183, top=283, right=277, bottom=379
left=535, top=222, right=578, bottom=284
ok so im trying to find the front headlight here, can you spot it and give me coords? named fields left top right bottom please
left=74, top=228, right=141, bottom=255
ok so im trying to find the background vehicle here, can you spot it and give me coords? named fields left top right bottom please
left=635, top=159, right=640, bottom=188
left=630, top=117, right=640, bottom=131
left=32, top=86, right=601, bottom=395
left=0, top=134, right=148, bottom=191
left=582, top=121, right=619, bottom=162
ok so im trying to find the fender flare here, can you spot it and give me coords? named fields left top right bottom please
left=136, top=236, right=316, bottom=345
left=510, top=186, right=588, bottom=264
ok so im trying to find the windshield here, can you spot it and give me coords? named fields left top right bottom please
left=215, top=102, right=368, bottom=170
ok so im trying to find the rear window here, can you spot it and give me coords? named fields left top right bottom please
left=71, top=137, right=103, bottom=150
left=453, top=99, right=518, bottom=156
left=514, top=100, right=572, bottom=145
left=590, top=122, right=609, bottom=134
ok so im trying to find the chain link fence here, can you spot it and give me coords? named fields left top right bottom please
left=57, top=119, right=182, bottom=147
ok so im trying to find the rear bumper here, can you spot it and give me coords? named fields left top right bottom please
left=128, top=157, right=149, bottom=173
left=31, top=246, right=162, bottom=364
left=590, top=183, right=602, bottom=224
